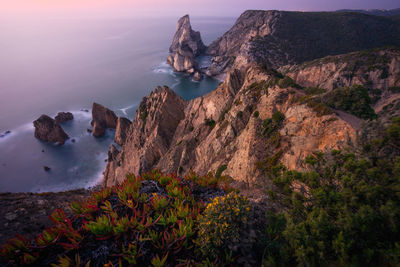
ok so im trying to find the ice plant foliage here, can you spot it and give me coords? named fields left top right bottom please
left=0, top=170, right=249, bottom=266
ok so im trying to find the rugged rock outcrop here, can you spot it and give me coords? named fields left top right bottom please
left=91, top=103, right=118, bottom=137
left=33, top=115, right=69, bottom=145
left=280, top=48, right=400, bottom=117
left=104, top=86, right=186, bottom=186
left=167, top=15, right=206, bottom=74
left=280, top=48, right=400, bottom=91
left=206, top=10, right=400, bottom=76
left=104, top=47, right=400, bottom=188
left=114, top=117, right=131, bottom=146
left=55, top=112, right=73, bottom=124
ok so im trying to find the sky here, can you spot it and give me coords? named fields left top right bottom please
left=1, top=0, right=399, bottom=19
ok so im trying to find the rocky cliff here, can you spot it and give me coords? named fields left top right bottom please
left=104, top=47, right=400, bottom=187
left=167, top=15, right=206, bottom=78
left=91, top=103, right=118, bottom=137
left=104, top=86, right=186, bottom=186
left=206, top=10, right=400, bottom=76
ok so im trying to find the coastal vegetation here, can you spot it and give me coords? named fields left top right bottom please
left=2, top=116, right=400, bottom=266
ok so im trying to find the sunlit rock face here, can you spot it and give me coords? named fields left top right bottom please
left=167, top=15, right=206, bottom=74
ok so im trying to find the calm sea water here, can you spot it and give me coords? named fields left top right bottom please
left=0, top=17, right=235, bottom=192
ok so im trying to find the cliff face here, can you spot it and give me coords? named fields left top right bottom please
left=206, top=10, right=400, bottom=76
left=167, top=15, right=206, bottom=76
left=104, top=86, right=186, bottom=186
left=104, top=48, right=400, bottom=187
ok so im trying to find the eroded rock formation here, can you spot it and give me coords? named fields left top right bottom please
left=33, top=115, right=69, bottom=145
left=91, top=103, right=117, bottom=137
left=55, top=112, right=73, bottom=124
left=104, top=86, right=186, bottom=186
left=167, top=15, right=206, bottom=74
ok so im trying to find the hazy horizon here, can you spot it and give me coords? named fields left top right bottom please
left=2, top=0, right=399, bottom=20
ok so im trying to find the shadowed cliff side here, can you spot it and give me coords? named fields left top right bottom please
left=206, top=10, right=400, bottom=76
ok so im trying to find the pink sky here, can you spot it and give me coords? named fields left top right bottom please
left=2, top=0, right=399, bottom=18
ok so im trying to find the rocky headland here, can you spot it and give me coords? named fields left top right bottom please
left=104, top=47, right=400, bottom=188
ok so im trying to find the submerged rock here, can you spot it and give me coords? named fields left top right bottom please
left=91, top=103, right=117, bottom=137
left=43, top=166, right=51, bottom=172
left=33, top=115, right=69, bottom=145
left=167, top=15, right=206, bottom=74
left=115, top=117, right=131, bottom=146
left=55, top=112, right=73, bottom=124
left=0, top=131, right=11, bottom=138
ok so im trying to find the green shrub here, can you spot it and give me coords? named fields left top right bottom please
left=215, top=165, right=227, bottom=178
left=196, top=192, right=251, bottom=258
left=204, top=118, right=216, bottom=129
left=278, top=76, right=298, bottom=88
left=304, top=87, right=327, bottom=95
left=253, top=111, right=260, bottom=118
left=262, top=150, right=400, bottom=266
left=324, top=85, right=376, bottom=119
left=0, top=171, right=237, bottom=266
left=386, top=117, right=400, bottom=145
left=261, top=111, right=285, bottom=138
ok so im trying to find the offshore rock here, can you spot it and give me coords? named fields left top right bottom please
left=91, top=103, right=117, bottom=137
left=167, top=15, right=206, bottom=73
left=55, top=112, right=73, bottom=124
left=33, top=115, right=69, bottom=145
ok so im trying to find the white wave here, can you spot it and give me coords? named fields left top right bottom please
left=120, top=103, right=137, bottom=116
left=0, top=122, right=34, bottom=143
left=34, top=152, right=108, bottom=193
left=85, top=151, right=108, bottom=189
left=153, top=61, right=176, bottom=76
left=72, top=109, right=92, bottom=121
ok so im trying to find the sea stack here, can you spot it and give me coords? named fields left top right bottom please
left=55, top=112, right=73, bottom=124
left=167, top=15, right=206, bottom=75
left=33, top=115, right=69, bottom=145
left=91, top=103, right=118, bottom=137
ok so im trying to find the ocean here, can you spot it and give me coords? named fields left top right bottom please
left=0, top=16, right=235, bottom=192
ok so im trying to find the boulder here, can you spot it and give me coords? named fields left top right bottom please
left=91, top=103, right=117, bottom=137
left=193, top=71, right=203, bottom=81
left=33, top=115, right=69, bottom=145
left=55, top=112, right=73, bottom=124
left=115, top=117, right=131, bottom=146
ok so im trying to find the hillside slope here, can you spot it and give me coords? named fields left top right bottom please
left=206, top=10, right=400, bottom=75
left=104, top=48, right=400, bottom=189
